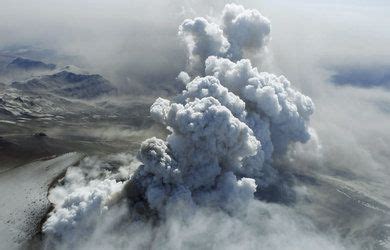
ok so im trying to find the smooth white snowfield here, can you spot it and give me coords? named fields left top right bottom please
left=0, top=152, right=84, bottom=249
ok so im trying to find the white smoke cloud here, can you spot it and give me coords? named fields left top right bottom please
left=205, top=56, right=314, bottom=156
left=179, top=17, right=230, bottom=74
left=41, top=3, right=356, bottom=250
left=43, top=154, right=139, bottom=242
left=138, top=94, right=259, bottom=212
left=222, top=3, right=271, bottom=61
left=41, top=153, right=348, bottom=250
left=43, top=173, right=124, bottom=237
left=179, top=3, right=271, bottom=73
left=127, top=48, right=314, bottom=212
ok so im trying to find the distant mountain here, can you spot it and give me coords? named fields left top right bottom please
left=6, top=57, right=56, bottom=72
left=0, top=57, right=57, bottom=83
left=11, top=71, right=117, bottom=99
left=0, top=55, right=119, bottom=123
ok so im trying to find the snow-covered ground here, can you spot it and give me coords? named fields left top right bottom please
left=0, top=152, right=84, bottom=249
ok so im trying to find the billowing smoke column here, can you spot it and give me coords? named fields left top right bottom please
left=43, top=3, right=315, bottom=245
left=126, top=3, right=314, bottom=215
left=179, top=3, right=271, bottom=73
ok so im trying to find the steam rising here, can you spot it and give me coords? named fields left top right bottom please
left=123, top=3, right=313, bottom=216
left=179, top=3, right=270, bottom=73
left=41, top=4, right=348, bottom=250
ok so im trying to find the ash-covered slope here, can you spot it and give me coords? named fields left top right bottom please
left=0, top=153, right=84, bottom=250
left=0, top=88, right=85, bottom=119
left=0, top=85, right=119, bottom=128
left=11, top=70, right=116, bottom=99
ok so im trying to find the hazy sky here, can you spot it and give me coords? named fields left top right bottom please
left=1, top=0, right=389, bottom=173
left=1, top=0, right=389, bottom=83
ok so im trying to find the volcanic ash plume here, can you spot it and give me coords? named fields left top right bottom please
left=126, top=3, right=314, bottom=215
left=43, top=4, right=321, bottom=249
left=179, top=3, right=271, bottom=73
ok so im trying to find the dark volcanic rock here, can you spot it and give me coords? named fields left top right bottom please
left=33, top=132, right=47, bottom=138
